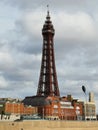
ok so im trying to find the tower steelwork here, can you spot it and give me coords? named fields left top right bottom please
left=37, top=11, right=60, bottom=97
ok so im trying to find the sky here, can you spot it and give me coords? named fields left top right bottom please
left=0, top=0, right=98, bottom=113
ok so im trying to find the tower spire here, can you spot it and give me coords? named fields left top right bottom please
left=46, top=5, right=50, bottom=20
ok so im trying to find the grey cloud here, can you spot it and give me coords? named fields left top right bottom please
left=0, top=81, right=37, bottom=98
left=0, top=52, right=40, bottom=82
left=9, top=17, right=42, bottom=54
left=2, top=0, right=47, bottom=10
left=2, top=0, right=97, bottom=12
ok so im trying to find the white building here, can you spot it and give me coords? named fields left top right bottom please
left=84, top=92, right=96, bottom=120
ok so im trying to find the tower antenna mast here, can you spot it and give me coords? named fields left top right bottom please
left=47, top=5, right=49, bottom=11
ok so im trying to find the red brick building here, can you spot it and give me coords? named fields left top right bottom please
left=0, top=98, right=37, bottom=115
left=37, top=95, right=84, bottom=120
left=5, top=102, right=37, bottom=115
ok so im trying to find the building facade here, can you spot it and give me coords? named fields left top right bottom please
left=84, top=92, right=96, bottom=120
left=0, top=98, right=37, bottom=116
left=38, top=95, right=84, bottom=120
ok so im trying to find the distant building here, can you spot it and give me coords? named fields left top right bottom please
left=84, top=92, right=96, bottom=120
left=0, top=100, right=5, bottom=115
left=35, top=95, right=84, bottom=120
left=0, top=98, right=37, bottom=116
left=0, top=93, right=96, bottom=121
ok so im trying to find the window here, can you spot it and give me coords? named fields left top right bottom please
left=44, top=40, right=47, bottom=44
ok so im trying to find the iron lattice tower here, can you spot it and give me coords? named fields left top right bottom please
left=37, top=11, right=60, bottom=97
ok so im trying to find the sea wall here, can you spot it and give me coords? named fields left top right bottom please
left=0, top=120, right=98, bottom=130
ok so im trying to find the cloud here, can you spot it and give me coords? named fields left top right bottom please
left=2, top=0, right=96, bottom=11
left=2, top=0, right=48, bottom=10
left=14, top=9, right=97, bottom=58
left=0, top=76, right=9, bottom=89
left=54, top=12, right=97, bottom=41
left=17, top=10, right=43, bottom=38
left=0, top=51, right=14, bottom=71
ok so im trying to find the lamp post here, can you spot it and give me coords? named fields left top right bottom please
left=43, top=107, right=44, bottom=120
left=82, top=85, right=87, bottom=120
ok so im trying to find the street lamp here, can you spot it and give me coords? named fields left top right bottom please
left=43, top=107, right=44, bottom=120
left=82, top=85, right=87, bottom=120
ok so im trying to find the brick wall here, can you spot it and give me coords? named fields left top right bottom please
left=5, top=102, right=37, bottom=115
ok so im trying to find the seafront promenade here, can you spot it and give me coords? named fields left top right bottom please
left=0, top=120, right=98, bottom=130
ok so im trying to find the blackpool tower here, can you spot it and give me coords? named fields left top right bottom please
left=37, top=10, right=60, bottom=97
left=23, top=10, right=60, bottom=107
